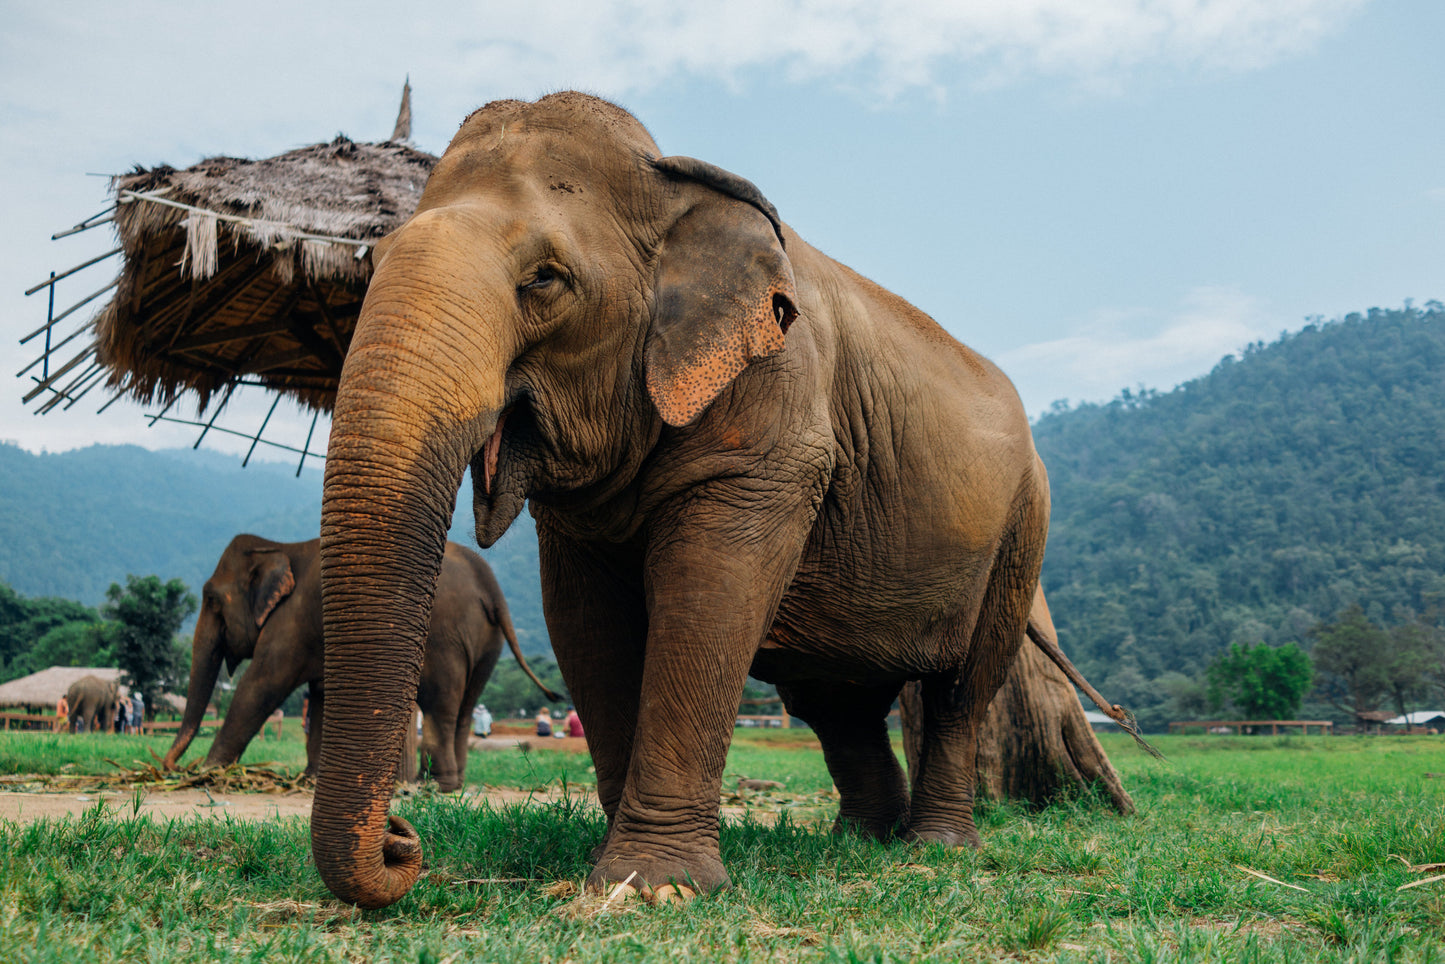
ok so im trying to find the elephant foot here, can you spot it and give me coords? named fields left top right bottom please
left=587, top=847, right=729, bottom=898
left=831, top=799, right=910, bottom=841
left=906, top=824, right=981, bottom=849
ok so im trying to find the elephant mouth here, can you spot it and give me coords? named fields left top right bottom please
left=470, top=394, right=537, bottom=546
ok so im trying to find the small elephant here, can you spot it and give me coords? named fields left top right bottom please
left=66, top=674, right=120, bottom=734
left=163, top=535, right=557, bottom=790
left=312, top=93, right=1049, bottom=908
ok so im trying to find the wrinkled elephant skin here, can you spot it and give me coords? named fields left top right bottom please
left=163, top=534, right=554, bottom=790
left=315, top=92, right=1049, bottom=909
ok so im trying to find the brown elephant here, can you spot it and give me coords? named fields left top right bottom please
left=66, top=674, right=120, bottom=733
left=163, top=535, right=557, bottom=791
left=314, top=92, right=1049, bottom=908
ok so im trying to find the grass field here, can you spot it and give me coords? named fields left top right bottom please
left=2, top=725, right=1444, bottom=962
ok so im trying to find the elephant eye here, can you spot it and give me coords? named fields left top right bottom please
left=520, top=265, right=562, bottom=292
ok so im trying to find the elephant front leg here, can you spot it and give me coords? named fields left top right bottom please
left=538, top=525, right=648, bottom=857
left=204, top=669, right=298, bottom=768
left=586, top=515, right=807, bottom=896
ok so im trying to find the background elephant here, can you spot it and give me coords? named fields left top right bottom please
left=163, top=535, right=557, bottom=791
left=66, top=675, right=120, bottom=734
left=312, top=92, right=1049, bottom=908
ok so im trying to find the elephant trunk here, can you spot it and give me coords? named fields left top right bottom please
left=163, top=605, right=225, bottom=769
left=312, top=246, right=508, bottom=909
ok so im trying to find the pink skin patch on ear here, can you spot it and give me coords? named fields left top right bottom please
left=483, top=410, right=508, bottom=495
left=649, top=285, right=791, bottom=427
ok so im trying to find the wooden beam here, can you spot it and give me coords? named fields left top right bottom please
left=247, top=369, right=339, bottom=382
left=169, top=317, right=295, bottom=351
left=286, top=313, right=344, bottom=374
left=159, top=258, right=277, bottom=350
left=240, top=347, right=317, bottom=374
left=134, top=248, right=264, bottom=340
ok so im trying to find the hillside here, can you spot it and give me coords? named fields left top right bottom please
left=4, top=303, right=1440, bottom=705
left=0, top=445, right=549, bottom=655
left=1034, top=303, right=1445, bottom=720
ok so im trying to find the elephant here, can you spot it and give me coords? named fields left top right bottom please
left=66, top=675, right=120, bottom=734
left=162, top=534, right=557, bottom=791
left=313, top=91, right=1049, bottom=909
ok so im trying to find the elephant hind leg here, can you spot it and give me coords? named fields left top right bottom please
left=451, top=666, right=493, bottom=789
left=779, top=680, right=908, bottom=841
left=420, top=710, right=463, bottom=792
left=907, top=584, right=1038, bottom=847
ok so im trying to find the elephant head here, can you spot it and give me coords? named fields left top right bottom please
left=162, top=535, right=296, bottom=770
left=315, top=92, right=798, bottom=908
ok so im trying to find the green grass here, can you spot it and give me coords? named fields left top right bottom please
left=4, top=730, right=1445, bottom=961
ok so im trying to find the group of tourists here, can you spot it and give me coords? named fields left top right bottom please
left=535, top=706, right=584, bottom=738
left=468, top=703, right=585, bottom=740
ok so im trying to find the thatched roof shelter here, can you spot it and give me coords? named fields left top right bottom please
left=0, top=666, right=184, bottom=713
left=22, top=85, right=436, bottom=455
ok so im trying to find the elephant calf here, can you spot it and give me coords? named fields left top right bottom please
left=163, top=535, right=556, bottom=791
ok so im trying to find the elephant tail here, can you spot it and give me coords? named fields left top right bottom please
left=487, top=595, right=561, bottom=703
left=1025, top=618, right=1166, bottom=761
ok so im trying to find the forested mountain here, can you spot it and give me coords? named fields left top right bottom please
left=1035, top=304, right=1445, bottom=721
left=0, top=444, right=549, bottom=655
left=3, top=303, right=1441, bottom=716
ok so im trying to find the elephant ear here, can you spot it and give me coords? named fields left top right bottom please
left=644, top=156, right=799, bottom=428
left=247, top=550, right=296, bottom=629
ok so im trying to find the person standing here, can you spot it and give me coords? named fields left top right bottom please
left=114, top=697, right=128, bottom=734
left=130, top=690, right=145, bottom=735
left=53, top=694, right=69, bottom=733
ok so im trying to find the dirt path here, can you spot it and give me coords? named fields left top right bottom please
left=0, top=783, right=602, bottom=824
left=0, top=782, right=828, bottom=827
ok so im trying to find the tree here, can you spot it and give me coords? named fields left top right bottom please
left=1206, top=642, right=1313, bottom=720
left=481, top=656, right=568, bottom=719
left=1379, top=621, right=1443, bottom=722
left=104, top=575, right=197, bottom=717
left=1310, top=605, right=1390, bottom=718
left=0, top=582, right=106, bottom=682
left=8, top=619, right=115, bottom=679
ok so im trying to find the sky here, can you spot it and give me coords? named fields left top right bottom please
left=0, top=0, right=1439, bottom=463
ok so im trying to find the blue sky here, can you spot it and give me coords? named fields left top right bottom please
left=0, top=0, right=1439, bottom=459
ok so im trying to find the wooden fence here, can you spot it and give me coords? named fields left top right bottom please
left=736, top=698, right=789, bottom=729
left=1169, top=719, right=1333, bottom=736
left=0, top=712, right=283, bottom=740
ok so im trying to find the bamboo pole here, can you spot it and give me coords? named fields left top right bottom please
left=24, top=247, right=122, bottom=296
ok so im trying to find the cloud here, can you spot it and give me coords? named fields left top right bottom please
left=425, top=0, right=1371, bottom=96
left=0, top=1, right=1368, bottom=455
left=1000, top=287, right=1281, bottom=415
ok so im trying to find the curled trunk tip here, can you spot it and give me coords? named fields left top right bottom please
left=313, top=813, right=423, bottom=909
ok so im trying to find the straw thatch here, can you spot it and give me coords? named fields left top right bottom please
left=25, top=84, right=436, bottom=421
left=95, top=137, right=436, bottom=414
left=0, top=666, right=185, bottom=713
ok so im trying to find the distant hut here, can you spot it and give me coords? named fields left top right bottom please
left=0, top=667, right=185, bottom=715
left=23, top=84, right=436, bottom=465
left=1385, top=710, right=1445, bottom=733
